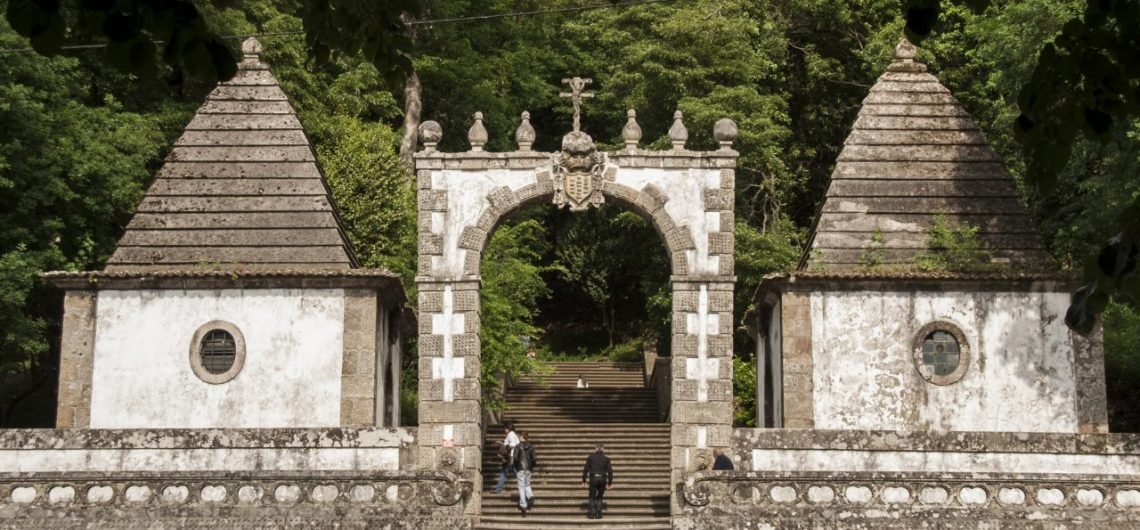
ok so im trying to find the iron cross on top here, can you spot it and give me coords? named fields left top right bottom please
left=560, top=77, right=594, bottom=132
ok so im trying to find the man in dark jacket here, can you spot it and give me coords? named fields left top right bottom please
left=712, top=448, right=734, bottom=470
left=513, top=431, right=537, bottom=515
left=581, top=443, right=613, bottom=519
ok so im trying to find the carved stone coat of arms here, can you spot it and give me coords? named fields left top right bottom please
left=550, top=131, right=614, bottom=211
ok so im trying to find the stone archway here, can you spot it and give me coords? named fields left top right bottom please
left=412, top=112, right=738, bottom=509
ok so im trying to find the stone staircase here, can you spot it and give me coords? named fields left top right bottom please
left=477, top=361, right=671, bottom=529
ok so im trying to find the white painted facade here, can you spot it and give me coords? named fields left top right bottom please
left=809, top=290, right=1080, bottom=432
left=89, top=288, right=346, bottom=428
left=427, top=163, right=724, bottom=280
left=752, top=448, right=1140, bottom=476
left=5, top=446, right=400, bottom=472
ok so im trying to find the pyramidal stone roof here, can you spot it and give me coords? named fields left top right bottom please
left=104, top=38, right=358, bottom=271
left=802, top=39, right=1053, bottom=271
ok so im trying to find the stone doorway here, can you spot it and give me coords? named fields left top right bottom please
left=412, top=108, right=738, bottom=515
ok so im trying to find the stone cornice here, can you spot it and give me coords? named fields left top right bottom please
left=43, top=269, right=406, bottom=302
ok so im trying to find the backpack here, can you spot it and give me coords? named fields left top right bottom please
left=513, top=442, right=536, bottom=471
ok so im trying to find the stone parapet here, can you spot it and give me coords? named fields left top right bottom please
left=664, top=428, right=1140, bottom=528
left=676, top=470, right=1140, bottom=528
left=0, top=469, right=471, bottom=529
left=1, top=427, right=417, bottom=473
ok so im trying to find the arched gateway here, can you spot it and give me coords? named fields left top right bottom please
left=412, top=92, right=739, bottom=510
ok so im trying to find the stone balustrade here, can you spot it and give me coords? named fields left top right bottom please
left=0, top=470, right=471, bottom=527
left=682, top=470, right=1140, bottom=513
left=669, top=428, right=1140, bottom=528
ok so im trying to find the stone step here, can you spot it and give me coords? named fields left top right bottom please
left=486, top=425, right=668, bottom=432
left=482, top=504, right=668, bottom=516
left=502, top=405, right=657, bottom=412
left=482, top=460, right=670, bottom=470
left=515, top=380, right=647, bottom=387
left=480, top=446, right=670, bottom=454
left=505, top=398, right=655, bottom=403
left=475, top=515, right=671, bottom=530
left=483, top=468, right=670, bottom=476
left=481, top=362, right=666, bottom=524
left=482, top=468, right=670, bottom=477
left=501, top=414, right=660, bottom=420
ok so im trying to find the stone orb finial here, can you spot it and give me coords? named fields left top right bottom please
left=894, top=38, right=917, bottom=61
left=516, top=111, right=535, bottom=151
left=668, top=110, right=688, bottom=151
left=622, top=109, right=642, bottom=150
left=468, top=111, right=488, bottom=152
left=418, top=120, right=443, bottom=151
left=242, top=37, right=262, bottom=57
left=561, top=130, right=596, bottom=157
left=888, top=37, right=927, bottom=73
left=714, top=118, right=738, bottom=150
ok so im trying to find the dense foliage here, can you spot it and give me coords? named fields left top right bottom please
left=2, top=0, right=1137, bottom=428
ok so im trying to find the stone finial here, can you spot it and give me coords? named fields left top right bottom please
left=241, top=37, right=262, bottom=58
left=418, top=121, right=442, bottom=151
left=515, top=111, right=535, bottom=151
left=669, top=110, right=688, bottom=150
left=622, top=109, right=642, bottom=150
left=887, top=38, right=927, bottom=73
left=714, top=118, right=738, bottom=150
left=468, top=112, right=488, bottom=152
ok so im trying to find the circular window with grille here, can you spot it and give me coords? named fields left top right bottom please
left=912, top=321, right=970, bottom=385
left=190, top=321, right=246, bottom=384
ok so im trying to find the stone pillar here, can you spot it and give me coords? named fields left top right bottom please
left=56, top=290, right=96, bottom=428
left=780, top=290, right=814, bottom=428
left=341, top=289, right=378, bottom=426
left=416, top=280, right=482, bottom=496
left=670, top=279, right=734, bottom=513
left=1074, top=321, right=1109, bottom=433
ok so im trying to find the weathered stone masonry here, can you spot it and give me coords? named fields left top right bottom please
left=55, top=291, right=96, bottom=429
left=413, top=113, right=739, bottom=515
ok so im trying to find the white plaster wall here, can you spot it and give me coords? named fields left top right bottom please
left=752, top=448, right=1140, bottom=475
left=3, top=447, right=399, bottom=472
left=428, top=163, right=723, bottom=279
left=90, top=289, right=345, bottom=428
left=810, top=290, right=1078, bottom=432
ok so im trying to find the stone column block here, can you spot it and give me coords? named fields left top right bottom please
left=57, top=291, right=96, bottom=428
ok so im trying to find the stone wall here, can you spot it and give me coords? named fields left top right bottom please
left=755, top=276, right=1108, bottom=434
left=671, top=429, right=1140, bottom=529
left=87, top=288, right=349, bottom=428
left=0, top=428, right=416, bottom=473
left=56, top=290, right=96, bottom=428
left=341, top=289, right=379, bottom=427
left=0, top=428, right=473, bottom=528
left=807, top=288, right=1100, bottom=432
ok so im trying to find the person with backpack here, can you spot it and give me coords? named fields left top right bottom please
left=512, top=431, right=537, bottom=515
left=492, top=422, right=520, bottom=494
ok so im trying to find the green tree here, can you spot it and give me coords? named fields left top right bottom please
left=480, top=219, right=551, bottom=411
left=5, top=0, right=418, bottom=83
left=0, top=16, right=180, bottom=425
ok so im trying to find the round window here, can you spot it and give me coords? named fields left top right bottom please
left=190, top=321, right=246, bottom=384
left=912, top=321, right=970, bottom=385
left=200, top=329, right=238, bottom=373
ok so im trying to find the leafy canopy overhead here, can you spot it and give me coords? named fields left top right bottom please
left=5, top=0, right=417, bottom=83
left=904, top=0, right=1140, bottom=334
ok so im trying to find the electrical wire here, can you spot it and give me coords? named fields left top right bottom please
left=0, top=0, right=675, bottom=54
